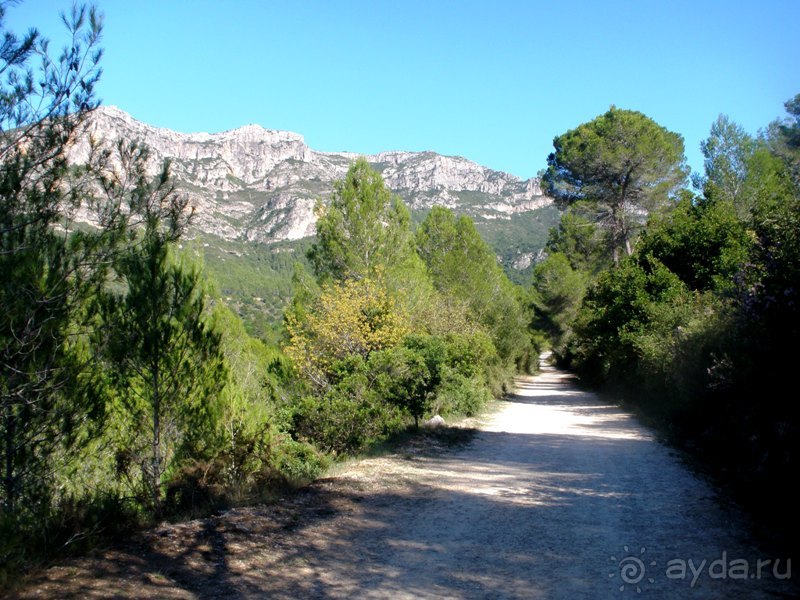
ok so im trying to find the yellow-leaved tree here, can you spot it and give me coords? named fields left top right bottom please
left=285, top=276, right=410, bottom=389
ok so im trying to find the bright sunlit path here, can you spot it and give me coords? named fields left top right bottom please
left=18, top=354, right=798, bottom=598
left=488, top=355, right=651, bottom=441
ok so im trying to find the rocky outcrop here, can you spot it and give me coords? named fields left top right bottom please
left=73, top=106, right=552, bottom=244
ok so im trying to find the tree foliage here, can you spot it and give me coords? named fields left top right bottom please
left=530, top=252, right=588, bottom=353
left=545, top=211, right=610, bottom=275
left=416, top=206, right=534, bottom=371
left=543, top=107, right=687, bottom=263
left=0, top=2, right=110, bottom=518
left=554, top=95, right=800, bottom=547
left=284, top=164, right=529, bottom=455
left=309, top=156, right=416, bottom=282
left=285, top=276, right=410, bottom=388
left=416, top=207, right=503, bottom=296
left=636, top=194, right=752, bottom=293
left=768, top=93, right=800, bottom=185
left=101, top=165, right=225, bottom=512
left=0, top=5, right=278, bottom=575
left=697, top=115, right=756, bottom=217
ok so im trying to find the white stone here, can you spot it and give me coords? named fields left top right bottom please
left=68, top=107, right=553, bottom=245
left=424, top=415, right=446, bottom=429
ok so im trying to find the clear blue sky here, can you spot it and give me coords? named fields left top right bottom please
left=7, top=0, right=800, bottom=179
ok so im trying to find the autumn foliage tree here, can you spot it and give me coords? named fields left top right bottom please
left=285, top=276, right=410, bottom=389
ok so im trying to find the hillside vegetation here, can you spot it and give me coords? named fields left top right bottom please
left=0, top=7, right=538, bottom=584
left=533, top=103, right=800, bottom=551
left=2, top=1, right=798, bottom=587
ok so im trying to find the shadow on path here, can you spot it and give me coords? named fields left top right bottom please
left=16, top=356, right=799, bottom=599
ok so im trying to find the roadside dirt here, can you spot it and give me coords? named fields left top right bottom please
left=12, top=356, right=797, bottom=598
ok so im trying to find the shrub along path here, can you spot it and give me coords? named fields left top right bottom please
left=16, top=356, right=796, bottom=598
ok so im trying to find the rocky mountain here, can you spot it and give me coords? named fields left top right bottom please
left=73, top=107, right=555, bottom=254
left=68, top=107, right=559, bottom=334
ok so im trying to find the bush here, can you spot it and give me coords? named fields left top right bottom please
left=284, top=276, right=410, bottom=387
left=289, top=355, right=405, bottom=455
left=285, top=329, right=505, bottom=454
left=434, top=372, right=492, bottom=417
left=401, top=331, right=502, bottom=414
left=291, top=392, right=403, bottom=456
left=567, top=255, right=687, bottom=385
left=635, top=196, right=752, bottom=293
left=369, top=346, right=433, bottom=427
left=272, top=439, right=329, bottom=485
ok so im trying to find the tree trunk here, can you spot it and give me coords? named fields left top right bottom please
left=610, top=203, right=623, bottom=266
left=151, top=363, right=162, bottom=515
left=2, top=408, right=15, bottom=514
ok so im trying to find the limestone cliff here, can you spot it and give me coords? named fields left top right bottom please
left=74, top=107, right=552, bottom=246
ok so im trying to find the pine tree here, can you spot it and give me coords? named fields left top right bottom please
left=0, top=2, right=114, bottom=517
left=308, top=157, right=417, bottom=282
left=543, top=107, right=688, bottom=264
left=102, top=158, right=226, bottom=513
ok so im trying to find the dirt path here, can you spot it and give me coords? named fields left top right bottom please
left=15, top=356, right=796, bottom=598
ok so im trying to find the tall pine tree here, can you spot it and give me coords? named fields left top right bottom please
left=0, top=3, right=117, bottom=518
left=102, top=156, right=226, bottom=513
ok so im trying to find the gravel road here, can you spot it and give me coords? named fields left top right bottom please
left=17, top=355, right=796, bottom=598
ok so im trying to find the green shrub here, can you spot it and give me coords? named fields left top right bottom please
left=369, top=346, right=433, bottom=427
left=636, top=197, right=752, bottom=294
left=292, top=392, right=403, bottom=456
left=289, top=355, right=405, bottom=455
left=568, top=255, right=688, bottom=385
left=272, top=439, right=329, bottom=485
left=434, top=372, right=492, bottom=417
left=442, top=331, right=497, bottom=379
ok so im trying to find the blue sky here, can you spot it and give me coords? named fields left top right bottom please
left=7, top=0, right=800, bottom=179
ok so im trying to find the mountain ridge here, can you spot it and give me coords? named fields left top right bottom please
left=74, top=106, right=554, bottom=247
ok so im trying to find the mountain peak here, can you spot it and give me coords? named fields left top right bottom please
left=215, top=123, right=306, bottom=146
left=92, top=106, right=305, bottom=146
left=74, top=107, right=552, bottom=249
